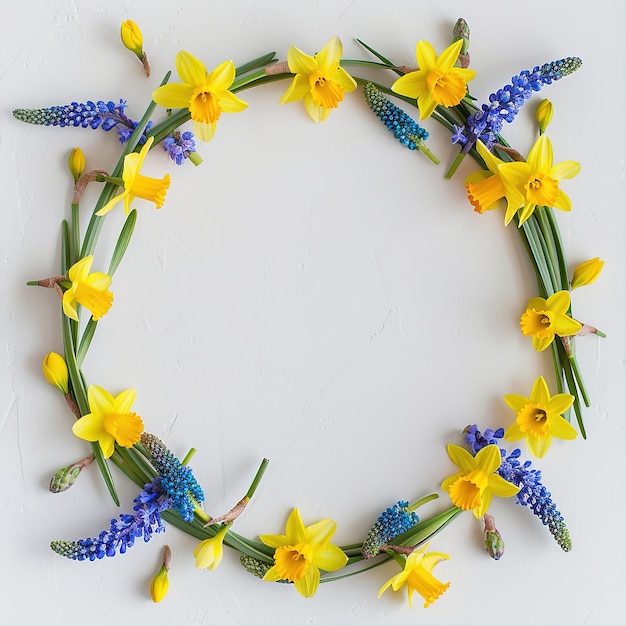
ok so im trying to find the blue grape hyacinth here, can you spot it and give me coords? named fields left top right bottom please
left=454, top=57, right=582, bottom=152
left=362, top=500, right=420, bottom=559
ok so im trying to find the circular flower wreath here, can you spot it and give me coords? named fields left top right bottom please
left=19, top=18, right=606, bottom=608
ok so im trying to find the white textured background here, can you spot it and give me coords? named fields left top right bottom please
left=1, top=1, right=624, bottom=624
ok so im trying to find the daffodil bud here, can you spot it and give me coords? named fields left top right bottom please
left=49, top=453, right=94, bottom=493
left=536, top=98, right=554, bottom=134
left=483, top=514, right=504, bottom=560
left=120, top=20, right=143, bottom=59
left=68, top=147, right=85, bottom=183
left=42, top=352, right=69, bottom=394
left=150, top=545, right=171, bottom=602
left=571, top=257, right=604, bottom=289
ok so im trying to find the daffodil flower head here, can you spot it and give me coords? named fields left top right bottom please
left=72, top=385, right=144, bottom=458
left=377, top=543, right=451, bottom=608
left=280, top=36, right=357, bottom=123
left=498, top=134, right=580, bottom=225
left=465, top=141, right=524, bottom=224
left=152, top=52, right=248, bottom=142
left=442, top=444, right=519, bottom=517
left=194, top=525, right=229, bottom=570
left=520, top=290, right=582, bottom=351
left=62, top=255, right=113, bottom=321
left=96, top=137, right=170, bottom=216
left=392, top=39, right=476, bottom=120
left=259, top=508, right=347, bottom=598
left=536, top=98, right=554, bottom=134
left=504, top=376, right=576, bottom=458
left=571, top=257, right=604, bottom=289
left=42, top=352, right=69, bottom=394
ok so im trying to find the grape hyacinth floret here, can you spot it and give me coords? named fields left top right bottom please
left=454, top=58, right=582, bottom=152
left=50, top=477, right=171, bottom=561
left=141, top=432, right=204, bottom=522
left=464, top=425, right=572, bottom=551
left=362, top=500, right=420, bottom=559
left=364, top=82, right=429, bottom=150
left=163, top=131, right=197, bottom=165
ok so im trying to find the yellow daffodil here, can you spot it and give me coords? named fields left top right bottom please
left=42, top=352, right=69, bottom=394
left=152, top=51, right=248, bottom=142
left=259, top=508, right=347, bottom=598
left=72, top=386, right=144, bottom=458
left=280, top=36, right=357, bottom=123
left=378, top=543, right=450, bottom=608
left=536, top=98, right=554, bottom=134
left=121, top=20, right=144, bottom=60
left=504, top=376, right=576, bottom=457
left=465, top=141, right=524, bottom=224
left=442, top=444, right=519, bottom=517
left=571, top=257, right=604, bottom=289
left=520, top=290, right=582, bottom=351
left=194, top=525, right=229, bottom=570
left=62, top=256, right=113, bottom=321
left=96, top=137, right=170, bottom=216
left=68, top=147, right=85, bottom=183
left=498, top=134, right=580, bottom=225
left=392, top=39, right=476, bottom=120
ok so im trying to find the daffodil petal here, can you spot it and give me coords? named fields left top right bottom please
left=99, top=433, right=116, bottom=458
left=62, top=291, right=79, bottom=321
left=72, top=412, right=103, bottom=442
left=475, top=490, right=492, bottom=518
left=287, top=45, right=318, bottom=75
left=193, top=120, right=216, bottom=142
left=548, top=415, right=578, bottom=440
left=206, top=60, right=236, bottom=92
left=527, top=433, right=551, bottom=458
left=553, top=189, right=573, bottom=212
left=67, top=256, right=93, bottom=281
left=217, top=90, right=248, bottom=113
left=304, top=518, right=337, bottom=545
left=499, top=161, right=531, bottom=188
left=504, top=393, right=528, bottom=413
left=304, top=95, right=329, bottom=123
left=545, top=290, right=571, bottom=315
left=474, top=444, right=502, bottom=475
left=415, top=40, right=436, bottom=70
left=518, top=201, right=537, bottom=225
left=391, top=71, right=426, bottom=100
left=446, top=444, right=476, bottom=472
left=311, top=543, right=347, bottom=572
left=176, top=51, right=208, bottom=87
left=280, top=74, right=310, bottom=104
left=436, top=39, right=463, bottom=72
left=547, top=393, right=575, bottom=415
left=553, top=313, right=583, bottom=336
left=87, top=385, right=114, bottom=416
left=417, top=90, right=437, bottom=120
left=113, top=388, right=137, bottom=414
left=285, top=508, right=306, bottom=543
left=262, top=564, right=283, bottom=582
left=549, top=160, right=580, bottom=180
left=258, top=533, right=287, bottom=549
left=528, top=134, right=553, bottom=173
left=532, top=335, right=554, bottom=351
left=330, top=66, right=357, bottom=92
left=504, top=422, right=524, bottom=440
left=294, top=565, right=320, bottom=598
left=315, top=36, right=342, bottom=73
left=85, top=272, right=112, bottom=291
left=487, top=474, right=520, bottom=498
left=152, top=83, right=196, bottom=109
left=531, top=376, right=550, bottom=406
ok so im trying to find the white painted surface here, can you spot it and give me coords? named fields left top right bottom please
left=1, top=1, right=624, bottom=624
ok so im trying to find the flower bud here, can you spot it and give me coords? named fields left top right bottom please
left=68, top=147, right=85, bottom=183
left=49, top=453, right=94, bottom=493
left=42, top=352, right=69, bottom=394
left=150, top=545, right=171, bottom=602
left=483, top=514, right=504, bottom=560
left=571, top=257, right=604, bottom=289
left=452, top=18, right=471, bottom=67
left=120, top=20, right=144, bottom=59
left=536, top=99, right=554, bottom=134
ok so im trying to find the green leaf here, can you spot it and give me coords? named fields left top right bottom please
left=108, top=209, right=137, bottom=276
